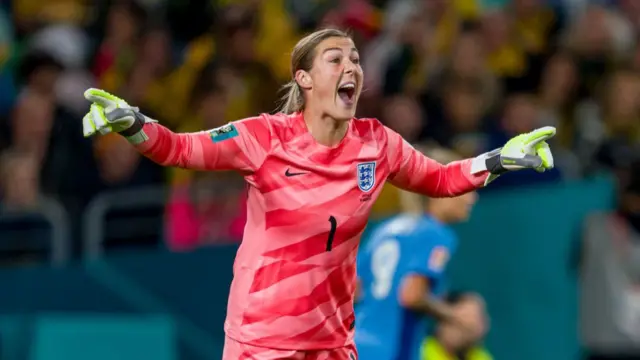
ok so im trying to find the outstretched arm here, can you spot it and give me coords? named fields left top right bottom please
left=385, top=128, right=488, bottom=197
left=131, top=116, right=271, bottom=173
left=82, top=88, right=272, bottom=173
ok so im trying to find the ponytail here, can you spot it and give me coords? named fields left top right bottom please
left=279, top=80, right=304, bottom=114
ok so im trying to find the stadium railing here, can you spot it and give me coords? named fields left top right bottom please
left=82, top=185, right=168, bottom=260
left=0, top=197, right=71, bottom=266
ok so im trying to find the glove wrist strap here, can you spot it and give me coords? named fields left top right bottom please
left=471, top=149, right=506, bottom=186
left=471, top=148, right=506, bottom=175
left=485, top=153, right=508, bottom=175
left=119, top=111, right=148, bottom=145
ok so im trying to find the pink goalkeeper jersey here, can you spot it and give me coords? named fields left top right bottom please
left=134, top=112, right=489, bottom=350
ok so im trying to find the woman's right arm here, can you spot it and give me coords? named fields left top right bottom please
left=132, top=115, right=272, bottom=173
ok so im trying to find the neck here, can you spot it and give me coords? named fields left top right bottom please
left=302, top=105, right=349, bottom=147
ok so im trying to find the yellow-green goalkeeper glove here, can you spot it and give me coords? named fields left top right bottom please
left=82, top=88, right=155, bottom=144
left=471, top=126, right=556, bottom=185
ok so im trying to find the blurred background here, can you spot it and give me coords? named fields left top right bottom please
left=0, top=0, right=638, bottom=359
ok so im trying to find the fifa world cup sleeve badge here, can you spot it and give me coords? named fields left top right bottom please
left=210, top=123, right=239, bottom=143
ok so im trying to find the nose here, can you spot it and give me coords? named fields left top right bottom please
left=343, top=59, right=356, bottom=74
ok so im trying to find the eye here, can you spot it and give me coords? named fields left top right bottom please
left=351, top=57, right=360, bottom=65
left=329, top=57, right=341, bottom=64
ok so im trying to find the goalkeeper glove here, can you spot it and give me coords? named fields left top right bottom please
left=471, top=126, right=556, bottom=185
left=82, top=88, right=155, bottom=144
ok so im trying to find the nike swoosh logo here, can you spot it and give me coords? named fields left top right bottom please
left=285, top=169, right=307, bottom=177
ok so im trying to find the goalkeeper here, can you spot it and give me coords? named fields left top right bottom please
left=80, top=28, right=555, bottom=360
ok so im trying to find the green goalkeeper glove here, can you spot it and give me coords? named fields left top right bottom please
left=82, top=88, right=155, bottom=144
left=471, top=126, right=556, bottom=185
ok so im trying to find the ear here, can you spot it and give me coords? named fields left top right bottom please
left=295, top=70, right=312, bottom=90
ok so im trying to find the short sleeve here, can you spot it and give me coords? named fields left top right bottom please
left=404, top=231, right=453, bottom=280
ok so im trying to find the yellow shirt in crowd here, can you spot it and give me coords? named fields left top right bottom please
left=421, top=337, right=493, bottom=360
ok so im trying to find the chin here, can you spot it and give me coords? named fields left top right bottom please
left=449, top=213, right=469, bottom=224
left=339, top=110, right=356, bottom=120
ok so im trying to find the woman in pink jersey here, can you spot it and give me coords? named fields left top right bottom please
left=82, top=28, right=555, bottom=360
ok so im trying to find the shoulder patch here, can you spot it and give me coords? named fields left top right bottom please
left=428, top=246, right=449, bottom=272
left=210, top=123, right=239, bottom=143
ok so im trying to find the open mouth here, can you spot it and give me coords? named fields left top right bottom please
left=337, top=82, right=356, bottom=105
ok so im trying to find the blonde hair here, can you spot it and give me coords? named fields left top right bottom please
left=398, top=145, right=462, bottom=213
left=280, top=28, right=350, bottom=114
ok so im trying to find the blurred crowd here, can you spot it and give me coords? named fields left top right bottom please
left=1, top=0, right=640, bottom=255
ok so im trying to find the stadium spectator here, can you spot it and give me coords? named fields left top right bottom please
left=581, top=160, right=640, bottom=360
left=165, top=171, right=247, bottom=251
left=485, top=92, right=563, bottom=189
left=165, top=70, right=246, bottom=250
left=433, top=78, right=491, bottom=158
left=428, top=24, right=501, bottom=114
left=10, top=51, right=63, bottom=165
left=0, top=149, right=39, bottom=211
left=578, top=68, right=640, bottom=175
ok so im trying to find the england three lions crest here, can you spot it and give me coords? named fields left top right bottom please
left=357, top=162, right=376, bottom=192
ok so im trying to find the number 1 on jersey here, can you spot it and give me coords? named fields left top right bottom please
left=327, top=216, right=337, bottom=251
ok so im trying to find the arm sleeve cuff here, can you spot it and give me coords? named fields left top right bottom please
left=471, top=153, right=489, bottom=174
left=121, top=113, right=157, bottom=145
left=125, top=130, right=149, bottom=145
left=471, top=151, right=501, bottom=186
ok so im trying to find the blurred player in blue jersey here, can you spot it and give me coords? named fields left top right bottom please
left=355, top=146, right=478, bottom=360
